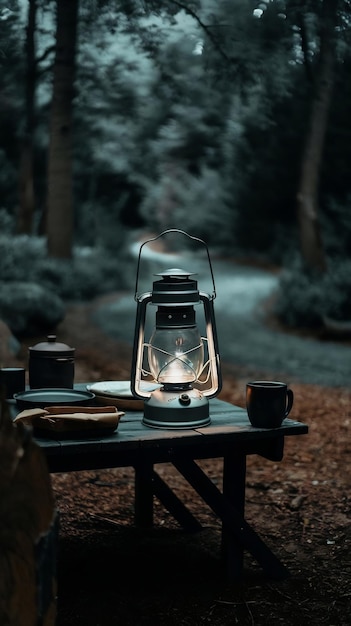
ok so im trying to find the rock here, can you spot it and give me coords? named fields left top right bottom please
left=0, top=282, right=65, bottom=338
left=0, top=319, right=21, bottom=363
left=290, top=494, right=307, bottom=510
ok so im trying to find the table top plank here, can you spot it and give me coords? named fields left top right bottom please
left=9, top=391, right=308, bottom=470
left=28, top=398, right=307, bottom=454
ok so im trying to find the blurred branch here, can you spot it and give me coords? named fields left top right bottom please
left=33, top=45, right=56, bottom=78
left=168, top=0, right=231, bottom=62
left=36, top=44, right=56, bottom=66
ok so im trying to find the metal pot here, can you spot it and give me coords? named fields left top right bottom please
left=29, top=335, right=75, bottom=389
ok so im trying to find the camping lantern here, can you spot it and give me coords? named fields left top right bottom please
left=130, top=229, right=222, bottom=429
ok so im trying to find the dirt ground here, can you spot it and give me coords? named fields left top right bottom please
left=17, top=298, right=351, bottom=625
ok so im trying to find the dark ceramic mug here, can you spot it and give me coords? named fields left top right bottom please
left=246, top=380, right=294, bottom=428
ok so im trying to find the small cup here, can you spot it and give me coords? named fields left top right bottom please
left=0, top=367, right=26, bottom=400
left=246, top=380, right=294, bottom=428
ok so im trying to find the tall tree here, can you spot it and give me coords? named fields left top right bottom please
left=295, top=0, right=339, bottom=272
left=46, top=0, right=78, bottom=258
left=17, top=0, right=37, bottom=234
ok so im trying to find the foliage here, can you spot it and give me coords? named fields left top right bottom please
left=0, top=280, right=65, bottom=337
left=139, top=164, right=232, bottom=246
left=74, top=6, right=204, bottom=232
left=0, top=235, right=47, bottom=282
left=274, top=255, right=351, bottom=329
left=0, top=0, right=350, bottom=289
left=0, top=234, right=130, bottom=301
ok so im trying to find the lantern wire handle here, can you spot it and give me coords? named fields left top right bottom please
left=134, top=229, right=217, bottom=301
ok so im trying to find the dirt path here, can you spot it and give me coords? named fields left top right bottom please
left=91, top=255, right=351, bottom=387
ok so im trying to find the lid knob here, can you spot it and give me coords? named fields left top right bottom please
left=29, top=335, right=75, bottom=355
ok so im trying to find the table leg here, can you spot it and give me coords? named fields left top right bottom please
left=152, top=470, right=202, bottom=532
left=222, top=453, right=246, bottom=579
left=134, top=460, right=154, bottom=528
left=173, top=457, right=290, bottom=580
left=134, top=462, right=202, bottom=531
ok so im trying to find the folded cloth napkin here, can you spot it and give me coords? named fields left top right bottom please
left=14, top=405, right=124, bottom=434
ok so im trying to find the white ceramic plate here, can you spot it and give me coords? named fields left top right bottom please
left=86, top=381, right=160, bottom=398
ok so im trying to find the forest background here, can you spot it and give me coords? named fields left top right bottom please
left=0, top=0, right=351, bottom=339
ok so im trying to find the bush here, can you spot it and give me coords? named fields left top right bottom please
left=0, top=282, right=65, bottom=337
left=0, top=235, right=131, bottom=301
left=0, top=235, right=46, bottom=282
left=274, top=256, right=351, bottom=329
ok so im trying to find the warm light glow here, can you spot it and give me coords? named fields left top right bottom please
left=148, top=328, right=204, bottom=385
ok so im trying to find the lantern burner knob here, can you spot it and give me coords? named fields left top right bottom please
left=179, top=393, right=191, bottom=406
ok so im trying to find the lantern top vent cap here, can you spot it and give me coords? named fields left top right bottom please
left=154, top=268, right=196, bottom=279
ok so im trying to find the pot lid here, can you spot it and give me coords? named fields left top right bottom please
left=29, top=335, right=75, bottom=356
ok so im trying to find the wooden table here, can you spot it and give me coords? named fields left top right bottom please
left=11, top=393, right=308, bottom=580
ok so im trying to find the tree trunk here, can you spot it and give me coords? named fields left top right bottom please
left=296, top=0, right=337, bottom=273
left=46, top=0, right=79, bottom=259
left=17, top=0, right=37, bottom=235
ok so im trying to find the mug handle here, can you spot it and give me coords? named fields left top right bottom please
left=285, top=388, right=294, bottom=417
